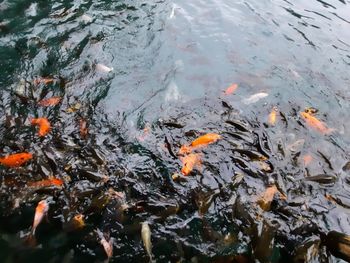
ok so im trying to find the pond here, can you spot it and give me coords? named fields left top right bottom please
left=0, top=0, right=349, bottom=262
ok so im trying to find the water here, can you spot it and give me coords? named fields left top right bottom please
left=0, top=0, right=350, bottom=262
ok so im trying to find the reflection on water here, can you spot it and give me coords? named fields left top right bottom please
left=0, top=0, right=349, bottom=262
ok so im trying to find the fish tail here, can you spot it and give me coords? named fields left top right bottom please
left=25, top=231, right=37, bottom=247
left=148, top=253, right=155, bottom=263
left=30, top=227, right=36, bottom=236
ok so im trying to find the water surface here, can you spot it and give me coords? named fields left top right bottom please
left=0, top=0, right=350, bottom=262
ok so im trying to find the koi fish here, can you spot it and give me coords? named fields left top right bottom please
left=257, top=185, right=286, bottom=211
left=63, top=214, right=85, bottom=232
left=224, top=83, right=238, bottom=95
left=72, top=214, right=85, bottom=229
left=141, top=222, right=153, bottom=261
left=300, top=111, right=333, bottom=134
left=31, top=118, right=51, bottom=137
left=179, top=133, right=221, bottom=155
left=268, top=107, right=278, bottom=126
left=180, top=153, right=202, bottom=176
left=79, top=118, right=88, bottom=139
left=33, top=77, right=54, bottom=86
left=302, top=154, right=313, bottom=166
left=31, top=200, right=49, bottom=235
left=242, top=92, right=268, bottom=104
left=81, top=14, right=93, bottom=23
left=38, top=96, right=61, bottom=107
left=96, top=229, right=114, bottom=260
left=96, top=63, right=113, bottom=73
left=28, top=177, right=63, bottom=188
left=137, top=125, right=151, bottom=142
left=0, top=152, right=33, bottom=167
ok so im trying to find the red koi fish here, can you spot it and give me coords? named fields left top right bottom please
left=38, top=97, right=61, bottom=107
left=0, top=152, right=33, bottom=167
left=28, top=177, right=63, bottom=188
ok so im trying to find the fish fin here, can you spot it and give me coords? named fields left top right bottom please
left=24, top=232, right=37, bottom=247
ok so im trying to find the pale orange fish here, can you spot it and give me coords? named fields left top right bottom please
left=31, top=118, right=51, bottom=137
left=300, top=111, right=333, bottom=134
left=28, top=177, right=63, bottom=188
left=257, top=185, right=286, bottom=211
left=224, top=83, right=238, bottom=95
left=38, top=96, right=62, bottom=107
left=179, top=133, right=221, bottom=155
left=33, top=77, right=54, bottom=86
left=79, top=118, right=88, bottom=139
left=31, top=200, right=49, bottom=235
left=96, top=229, right=114, bottom=260
left=303, top=154, right=313, bottom=166
left=0, top=152, right=33, bottom=167
left=137, top=126, right=151, bottom=142
left=268, top=107, right=278, bottom=126
left=180, top=153, right=202, bottom=176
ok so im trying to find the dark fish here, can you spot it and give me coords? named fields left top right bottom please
left=79, top=169, right=109, bottom=182
left=252, top=221, right=275, bottom=262
left=224, top=131, right=254, bottom=144
left=342, top=161, right=350, bottom=172
left=225, top=120, right=249, bottom=132
left=162, top=122, right=185, bottom=129
left=293, top=236, right=320, bottom=262
left=324, top=231, right=350, bottom=262
left=305, top=174, right=337, bottom=184
left=233, top=149, right=268, bottom=161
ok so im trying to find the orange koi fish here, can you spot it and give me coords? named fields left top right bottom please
left=63, top=214, right=85, bottom=232
left=0, top=152, right=33, bottom=167
left=303, top=154, right=313, bottom=166
left=28, top=177, right=63, bottom=188
left=257, top=185, right=286, bottom=211
left=31, top=200, right=49, bottom=235
left=300, top=112, right=333, bottom=134
left=33, top=77, right=55, bottom=86
left=224, top=83, right=238, bottom=95
left=72, top=214, right=85, bottom=229
left=181, top=153, right=202, bottom=176
left=31, top=118, right=51, bottom=137
left=38, top=96, right=61, bottom=107
left=268, top=107, right=278, bottom=126
left=179, top=133, right=221, bottom=155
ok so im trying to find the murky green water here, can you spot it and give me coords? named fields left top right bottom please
left=0, top=0, right=350, bottom=262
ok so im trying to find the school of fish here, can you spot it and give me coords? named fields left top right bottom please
left=0, top=78, right=337, bottom=261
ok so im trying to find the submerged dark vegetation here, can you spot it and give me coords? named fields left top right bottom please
left=1, top=0, right=350, bottom=262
